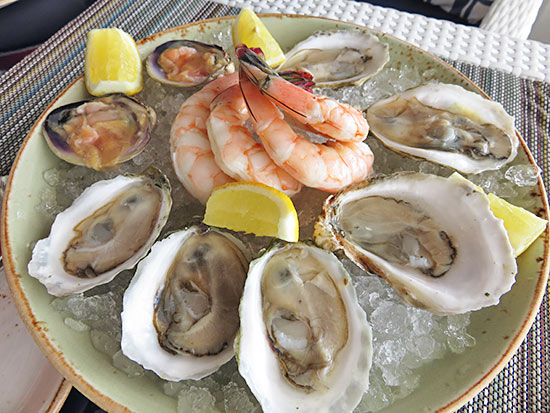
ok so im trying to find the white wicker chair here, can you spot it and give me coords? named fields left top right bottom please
left=480, top=0, right=544, bottom=39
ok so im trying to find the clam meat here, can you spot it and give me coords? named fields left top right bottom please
left=27, top=167, right=171, bottom=296
left=366, top=83, right=518, bottom=174
left=314, top=172, right=517, bottom=315
left=237, top=242, right=372, bottom=413
left=121, top=226, right=249, bottom=381
left=43, top=94, right=156, bottom=171
left=146, top=40, right=234, bottom=87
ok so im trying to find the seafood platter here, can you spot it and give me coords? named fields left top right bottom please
left=2, top=12, right=549, bottom=413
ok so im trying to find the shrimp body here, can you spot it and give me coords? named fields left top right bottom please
left=170, top=73, right=238, bottom=204
left=206, top=85, right=302, bottom=196
left=240, top=73, right=374, bottom=192
left=238, top=47, right=369, bottom=143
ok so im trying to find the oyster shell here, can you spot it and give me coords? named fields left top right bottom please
left=27, top=167, right=171, bottom=296
left=277, top=29, right=389, bottom=88
left=366, top=83, right=518, bottom=174
left=43, top=94, right=156, bottom=171
left=314, top=172, right=517, bottom=315
left=121, top=226, right=248, bottom=381
left=146, top=40, right=234, bottom=87
left=237, top=242, right=372, bottom=413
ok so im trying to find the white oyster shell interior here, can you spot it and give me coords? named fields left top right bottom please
left=121, top=227, right=248, bottom=381
left=315, top=173, right=517, bottom=315
left=366, top=83, right=519, bottom=174
left=27, top=170, right=171, bottom=296
left=237, top=243, right=372, bottom=413
left=277, top=29, right=389, bottom=88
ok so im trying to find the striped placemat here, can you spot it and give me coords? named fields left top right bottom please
left=0, top=0, right=548, bottom=411
left=443, top=60, right=549, bottom=412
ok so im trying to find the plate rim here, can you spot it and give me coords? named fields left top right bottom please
left=2, top=12, right=549, bottom=413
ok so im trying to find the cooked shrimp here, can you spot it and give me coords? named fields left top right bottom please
left=170, top=73, right=238, bottom=204
left=237, top=46, right=369, bottom=143
left=240, top=72, right=374, bottom=192
left=206, top=85, right=302, bottom=196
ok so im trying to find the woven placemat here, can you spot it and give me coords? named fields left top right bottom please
left=0, top=0, right=548, bottom=411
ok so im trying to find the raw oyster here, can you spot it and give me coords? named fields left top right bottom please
left=146, top=40, right=234, bottom=87
left=277, top=29, right=389, bottom=88
left=237, top=242, right=372, bottom=413
left=43, top=94, right=156, bottom=170
left=27, top=167, right=171, bottom=296
left=121, top=226, right=248, bottom=381
left=314, top=172, right=517, bottom=315
left=366, top=83, right=518, bottom=174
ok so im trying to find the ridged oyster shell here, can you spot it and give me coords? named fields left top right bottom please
left=27, top=167, right=171, bottom=296
left=236, top=242, right=372, bottom=413
left=277, top=29, right=389, bottom=88
left=366, top=83, right=518, bottom=174
left=121, top=225, right=249, bottom=381
left=314, top=172, right=517, bottom=315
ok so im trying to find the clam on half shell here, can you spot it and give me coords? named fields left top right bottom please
left=277, top=29, right=389, bottom=88
left=27, top=167, right=172, bottom=296
left=366, top=83, right=519, bottom=174
left=146, top=40, right=234, bottom=87
left=314, top=172, right=517, bottom=315
left=42, top=94, right=156, bottom=171
left=121, top=226, right=249, bottom=381
left=237, top=242, right=372, bottom=413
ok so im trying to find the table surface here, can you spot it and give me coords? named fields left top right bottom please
left=0, top=0, right=548, bottom=412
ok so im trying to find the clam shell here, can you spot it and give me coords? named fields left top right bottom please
left=146, top=40, right=234, bottom=87
left=42, top=94, right=156, bottom=170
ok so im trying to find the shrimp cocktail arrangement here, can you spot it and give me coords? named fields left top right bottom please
left=23, top=8, right=548, bottom=413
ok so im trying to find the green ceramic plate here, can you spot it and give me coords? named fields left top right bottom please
left=2, top=14, right=549, bottom=413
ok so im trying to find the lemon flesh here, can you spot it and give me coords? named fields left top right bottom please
left=232, top=7, right=285, bottom=67
left=85, top=28, right=143, bottom=96
left=449, top=172, right=547, bottom=257
left=203, top=182, right=299, bottom=242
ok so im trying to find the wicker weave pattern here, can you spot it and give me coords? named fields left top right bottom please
left=481, top=0, right=544, bottom=40
left=219, top=0, right=550, bottom=83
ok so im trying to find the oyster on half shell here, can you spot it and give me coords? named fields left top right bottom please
left=237, top=242, right=372, bottom=413
left=277, top=29, right=389, bottom=88
left=366, top=83, right=518, bottom=174
left=27, top=167, right=172, bottom=296
left=314, top=172, right=517, bottom=315
left=121, top=226, right=249, bottom=381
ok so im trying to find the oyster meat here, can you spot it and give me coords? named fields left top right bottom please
left=27, top=167, right=171, bottom=296
left=146, top=40, right=234, bottom=87
left=314, top=172, right=517, bottom=315
left=43, top=94, right=156, bottom=171
left=237, top=242, right=372, bottom=413
left=121, top=226, right=249, bottom=381
left=277, top=29, right=389, bottom=88
left=366, top=83, right=518, bottom=174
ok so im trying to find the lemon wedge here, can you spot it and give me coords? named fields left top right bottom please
left=85, top=28, right=143, bottom=96
left=232, top=7, right=285, bottom=67
left=449, top=173, right=547, bottom=257
left=203, top=182, right=299, bottom=242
